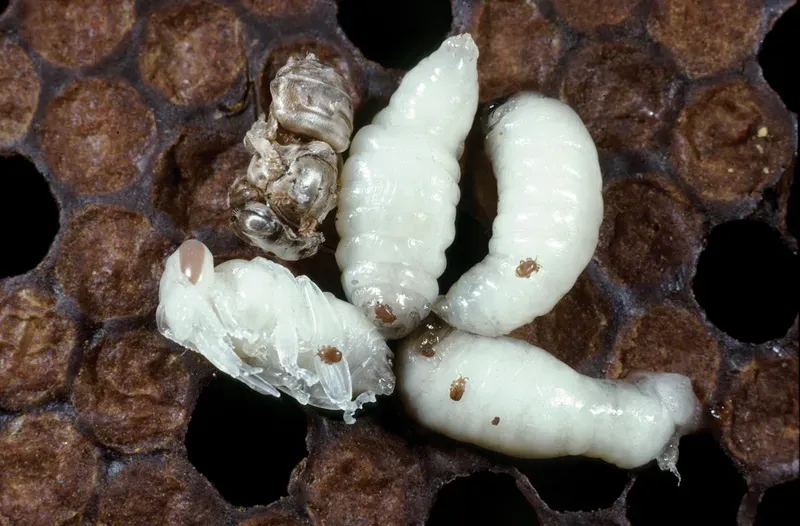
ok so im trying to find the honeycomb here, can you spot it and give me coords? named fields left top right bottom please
left=1, top=0, right=798, bottom=524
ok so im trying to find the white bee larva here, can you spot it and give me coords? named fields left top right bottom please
left=229, top=53, right=354, bottom=261
left=433, top=92, right=604, bottom=337
left=335, top=34, right=480, bottom=339
left=156, top=239, right=394, bottom=423
left=397, top=317, right=702, bottom=478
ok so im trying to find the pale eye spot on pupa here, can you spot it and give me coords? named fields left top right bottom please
left=178, top=239, right=207, bottom=284
left=317, top=346, right=343, bottom=364
left=515, top=257, right=541, bottom=278
left=449, top=376, right=467, bottom=401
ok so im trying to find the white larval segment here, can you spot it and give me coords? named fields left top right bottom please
left=397, top=327, right=702, bottom=475
left=433, top=92, right=604, bottom=337
left=157, top=240, right=395, bottom=424
left=335, top=34, right=479, bottom=339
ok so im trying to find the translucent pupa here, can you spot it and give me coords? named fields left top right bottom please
left=434, top=92, right=604, bottom=337
left=335, top=34, right=479, bottom=339
left=397, top=316, right=702, bottom=480
left=156, top=239, right=394, bottom=423
left=229, top=53, right=354, bottom=261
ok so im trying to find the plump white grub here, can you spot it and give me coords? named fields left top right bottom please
left=157, top=239, right=395, bottom=423
left=335, top=34, right=480, bottom=340
left=229, top=53, right=354, bottom=261
left=433, top=92, right=604, bottom=337
left=397, top=317, right=702, bottom=478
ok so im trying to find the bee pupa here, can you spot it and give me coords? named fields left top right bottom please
left=335, top=34, right=479, bottom=339
left=229, top=53, right=354, bottom=261
left=397, top=317, right=702, bottom=479
left=157, top=239, right=394, bottom=423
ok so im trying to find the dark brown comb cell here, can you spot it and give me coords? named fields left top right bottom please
left=596, top=176, right=702, bottom=286
left=96, top=455, right=227, bottom=526
left=55, top=205, right=172, bottom=321
left=41, top=78, right=156, bottom=194
left=0, top=413, right=100, bottom=525
left=511, top=272, right=611, bottom=371
left=552, top=0, right=639, bottom=32
left=561, top=40, right=681, bottom=151
left=720, top=356, right=799, bottom=471
left=20, top=0, right=136, bottom=68
left=0, top=288, right=78, bottom=411
left=0, top=40, right=40, bottom=147
left=609, top=305, right=721, bottom=403
left=647, top=0, right=764, bottom=78
left=471, top=0, right=564, bottom=102
left=72, top=330, right=192, bottom=453
left=139, top=1, right=246, bottom=105
left=672, top=80, right=794, bottom=203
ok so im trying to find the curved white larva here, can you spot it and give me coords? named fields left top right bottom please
left=397, top=319, right=702, bottom=477
left=335, top=34, right=480, bottom=340
left=157, top=240, right=394, bottom=423
left=433, top=92, right=604, bottom=337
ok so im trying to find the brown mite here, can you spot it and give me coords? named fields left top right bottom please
left=449, top=376, right=467, bottom=401
left=374, top=303, right=397, bottom=324
left=491, top=417, right=500, bottom=426
left=317, top=346, right=342, bottom=364
left=515, top=257, right=541, bottom=278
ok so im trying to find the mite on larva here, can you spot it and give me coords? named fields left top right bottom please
left=229, top=53, right=354, bottom=261
left=335, top=34, right=480, bottom=339
left=156, top=239, right=394, bottom=423
left=433, top=92, right=604, bottom=337
left=397, top=317, right=702, bottom=479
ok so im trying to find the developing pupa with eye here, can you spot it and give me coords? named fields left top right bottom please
left=156, top=239, right=394, bottom=423
left=335, top=34, right=480, bottom=339
left=229, top=53, right=354, bottom=261
left=397, top=317, right=702, bottom=479
left=433, top=92, right=604, bottom=337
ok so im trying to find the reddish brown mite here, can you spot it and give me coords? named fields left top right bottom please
left=515, top=257, right=541, bottom=278
left=317, top=346, right=342, bottom=364
left=449, top=376, right=467, bottom=401
left=374, top=303, right=397, bottom=324
left=492, top=417, right=500, bottom=426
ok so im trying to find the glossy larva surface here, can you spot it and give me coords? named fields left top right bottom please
left=397, top=318, right=702, bottom=476
left=434, top=93, right=604, bottom=337
left=335, top=34, right=479, bottom=339
left=157, top=240, right=394, bottom=423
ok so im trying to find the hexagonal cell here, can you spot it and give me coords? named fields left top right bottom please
left=647, top=0, right=764, bottom=78
left=759, top=2, right=799, bottom=113
left=471, top=0, right=564, bottom=102
left=72, top=329, right=193, bottom=453
left=427, top=472, right=539, bottom=525
left=153, top=126, right=250, bottom=233
left=138, top=1, right=246, bottom=106
left=96, top=455, right=229, bottom=526
left=519, top=456, right=630, bottom=512
left=693, top=220, right=798, bottom=343
left=185, top=375, right=308, bottom=507
left=337, top=0, right=451, bottom=69
left=626, top=433, right=747, bottom=525
left=755, top=478, right=800, bottom=526
left=0, top=156, right=59, bottom=278
left=0, top=39, right=40, bottom=147
left=0, top=287, right=78, bottom=410
left=19, top=0, right=135, bottom=68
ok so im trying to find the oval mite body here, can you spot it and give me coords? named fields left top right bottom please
left=157, top=240, right=394, bottom=423
left=335, top=34, right=480, bottom=339
left=397, top=317, right=702, bottom=477
left=434, top=93, right=604, bottom=337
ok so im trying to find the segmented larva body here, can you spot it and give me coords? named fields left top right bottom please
left=157, top=240, right=394, bottom=423
left=397, top=318, right=702, bottom=477
left=434, top=93, right=604, bottom=337
left=335, top=34, right=480, bottom=339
